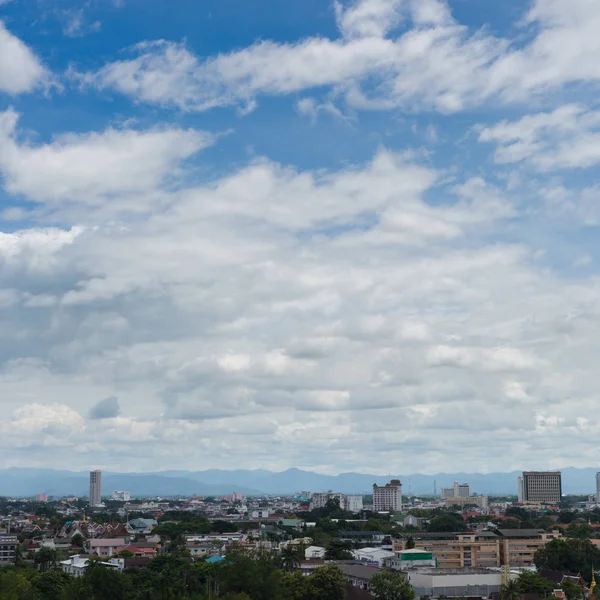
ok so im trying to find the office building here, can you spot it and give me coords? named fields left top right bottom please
left=442, top=482, right=470, bottom=499
left=520, top=471, right=562, bottom=504
left=517, top=477, right=524, bottom=503
left=444, top=495, right=489, bottom=509
left=35, top=493, right=48, bottom=503
left=112, top=491, right=131, bottom=502
left=89, top=470, right=102, bottom=507
left=497, top=529, right=561, bottom=567
left=373, top=479, right=402, bottom=512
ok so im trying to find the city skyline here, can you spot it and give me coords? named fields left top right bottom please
left=1, top=0, right=599, bottom=473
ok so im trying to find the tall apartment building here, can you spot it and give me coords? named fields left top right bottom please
left=596, top=473, right=600, bottom=504
left=373, top=479, right=402, bottom=512
left=517, top=477, right=525, bottom=503
left=520, top=471, right=562, bottom=504
left=112, top=490, right=131, bottom=502
left=309, top=491, right=345, bottom=510
left=89, top=470, right=102, bottom=507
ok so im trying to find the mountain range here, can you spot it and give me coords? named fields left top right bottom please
left=0, top=467, right=597, bottom=498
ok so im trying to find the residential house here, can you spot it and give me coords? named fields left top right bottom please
left=304, top=546, right=326, bottom=559
left=88, top=537, right=127, bottom=558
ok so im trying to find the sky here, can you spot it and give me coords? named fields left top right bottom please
left=0, top=0, right=599, bottom=476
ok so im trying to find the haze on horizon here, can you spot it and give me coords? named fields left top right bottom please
left=0, top=0, right=598, bottom=475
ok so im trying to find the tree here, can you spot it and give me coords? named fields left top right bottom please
left=282, top=570, right=311, bottom=600
left=371, top=570, right=415, bottom=600
left=406, top=536, right=415, bottom=550
left=281, top=546, right=302, bottom=572
left=34, top=570, right=72, bottom=600
left=427, top=514, right=466, bottom=533
left=501, top=580, right=522, bottom=600
left=534, top=538, right=600, bottom=581
left=561, top=579, right=584, bottom=600
left=515, top=571, right=554, bottom=595
left=34, top=546, right=59, bottom=572
left=325, top=539, right=353, bottom=560
left=71, top=533, right=85, bottom=549
left=308, top=565, right=346, bottom=600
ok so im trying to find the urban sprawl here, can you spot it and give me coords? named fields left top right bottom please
left=1, top=470, right=600, bottom=599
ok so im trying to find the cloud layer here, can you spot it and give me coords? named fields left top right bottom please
left=0, top=0, right=600, bottom=475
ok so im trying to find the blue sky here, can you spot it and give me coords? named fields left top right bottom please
left=1, top=0, right=600, bottom=476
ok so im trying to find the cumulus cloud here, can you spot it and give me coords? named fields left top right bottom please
left=0, top=109, right=214, bottom=205
left=0, top=21, right=49, bottom=94
left=478, top=104, right=600, bottom=170
left=72, top=0, right=600, bottom=115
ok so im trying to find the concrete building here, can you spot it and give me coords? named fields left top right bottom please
left=393, top=529, right=561, bottom=568
left=596, top=473, right=600, bottom=504
left=36, top=494, right=48, bottom=503
left=112, top=491, right=131, bottom=501
left=405, top=567, right=504, bottom=598
left=442, top=482, right=470, bottom=499
left=337, top=563, right=382, bottom=592
left=517, top=477, right=525, bottom=503
left=345, top=495, right=364, bottom=513
left=89, top=470, right=102, bottom=507
left=373, top=479, right=402, bottom=512
left=352, top=547, right=395, bottom=567
left=520, top=471, right=562, bottom=504
left=497, top=529, right=561, bottom=567
left=88, top=538, right=127, bottom=558
left=444, top=495, right=489, bottom=509
left=393, top=532, right=501, bottom=568
left=304, top=545, right=326, bottom=559
left=0, top=536, right=19, bottom=564
left=61, top=555, right=123, bottom=577
left=385, top=549, right=437, bottom=570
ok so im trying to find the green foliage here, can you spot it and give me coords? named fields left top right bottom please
left=325, top=539, right=353, bottom=560
left=515, top=571, right=554, bottom=595
left=308, top=565, right=346, bottom=600
left=561, top=579, right=584, bottom=600
left=501, top=580, right=522, bottom=600
left=427, top=513, right=466, bottom=533
left=534, top=538, right=600, bottom=582
left=370, top=570, right=415, bottom=600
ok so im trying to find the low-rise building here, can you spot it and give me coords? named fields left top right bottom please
left=497, top=529, right=561, bottom=567
left=352, top=547, right=395, bottom=567
left=305, top=546, right=326, bottom=559
left=393, top=532, right=501, bottom=568
left=385, top=549, right=437, bottom=570
left=406, top=567, right=503, bottom=597
left=88, top=537, right=127, bottom=558
left=0, top=536, right=18, bottom=564
left=444, top=496, right=489, bottom=509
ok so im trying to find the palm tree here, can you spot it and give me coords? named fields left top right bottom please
left=280, top=546, right=301, bottom=572
left=502, top=580, right=522, bottom=600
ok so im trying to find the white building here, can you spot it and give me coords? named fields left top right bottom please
left=373, top=480, right=402, bottom=512
left=352, top=547, right=395, bottom=567
left=345, top=495, right=364, bottom=513
left=61, top=555, right=123, bottom=577
left=112, top=491, right=131, bottom=502
left=517, top=477, right=524, bottom=503
left=305, top=546, right=326, bottom=559
left=310, top=491, right=345, bottom=510
left=89, top=470, right=102, bottom=507
left=251, top=509, right=270, bottom=519
left=406, top=567, right=503, bottom=598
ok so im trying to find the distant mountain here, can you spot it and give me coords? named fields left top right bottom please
left=0, top=466, right=597, bottom=497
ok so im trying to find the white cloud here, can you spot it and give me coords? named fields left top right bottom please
left=74, top=0, right=600, bottom=116
left=0, top=21, right=48, bottom=94
left=0, top=109, right=214, bottom=204
left=478, top=104, right=600, bottom=170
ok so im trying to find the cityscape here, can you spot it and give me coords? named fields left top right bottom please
left=1, top=468, right=600, bottom=598
left=0, top=0, right=598, bottom=597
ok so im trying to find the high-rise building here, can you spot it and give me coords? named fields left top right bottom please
left=517, top=477, right=524, bottom=503
left=89, top=470, right=102, bottom=507
left=345, top=495, right=364, bottom=513
left=596, top=473, right=600, bottom=505
left=520, top=471, right=561, bottom=504
left=441, top=482, right=470, bottom=499
left=373, top=479, right=402, bottom=512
